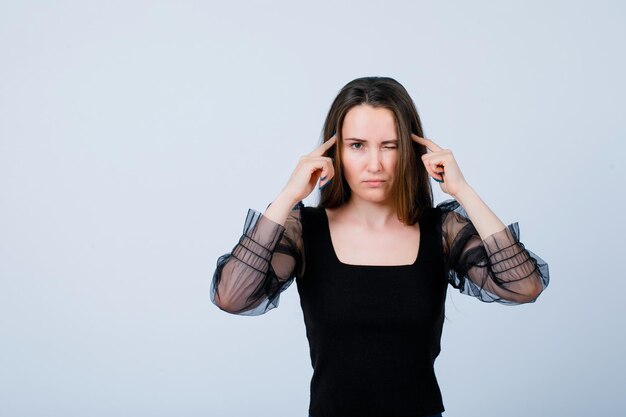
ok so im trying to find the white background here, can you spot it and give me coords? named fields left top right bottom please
left=1, top=1, right=624, bottom=416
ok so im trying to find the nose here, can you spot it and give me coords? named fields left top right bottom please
left=367, top=148, right=383, bottom=173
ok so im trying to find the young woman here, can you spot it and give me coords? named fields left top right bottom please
left=210, top=76, right=550, bottom=417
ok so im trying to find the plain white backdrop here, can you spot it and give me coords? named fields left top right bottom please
left=1, top=1, right=624, bottom=416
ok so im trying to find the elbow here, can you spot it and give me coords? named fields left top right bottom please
left=213, top=293, right=245, bottom=314
left=213, top=290, right=265, bottom=315
left=211, top=277, right=244, bottom=314
left=211, top=259, right=247, bottom=314
left=491, top=264, right=547, bottom=304
left=213, top=293, right=230, bottom=312
left=513, top=279, right=544, bottom=304
left=491, top=275, right=544, bottom=304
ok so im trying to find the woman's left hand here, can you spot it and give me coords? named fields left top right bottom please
left=411, top=134, right=470, bottom=197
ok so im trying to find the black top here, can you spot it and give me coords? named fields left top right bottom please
left=297, top=206, right=447, bottom=416
left=210, top=200, right=550, bottom=416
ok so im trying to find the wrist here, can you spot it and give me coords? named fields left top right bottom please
left=275, top=191, right=300, bottom=209
left=451, top=183, right=475, bottom=203
left=264, top=193, right=300, bottom=226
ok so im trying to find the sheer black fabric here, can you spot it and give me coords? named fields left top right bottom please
left=438, top=199, right=550, bottom=305
left=210, top=199, right=549, bottom=315
left=211, top=202, right=304, bottom=315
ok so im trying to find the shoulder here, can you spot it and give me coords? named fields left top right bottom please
left=435, top=199, right=465, bottom=216
left=291, top=202, right=325, bottom=226
left=418, top=204, right=441, bottom=225
left=433, top=199, right=470, bottom=227
left=298, top=202, right=327, bottom=215
left=298, top=203, right=320, bottom=214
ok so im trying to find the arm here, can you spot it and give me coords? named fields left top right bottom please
left=210, top=198, right=304, bottom=315
left=439, top=197, right=550, bottom=305
left=211, top=135, right=336, bottom=315
left=454, top=185, right=544, bottom=301
left=452, top=185, right=506, bottom=239
left=412, top=134, right=549, bottom=304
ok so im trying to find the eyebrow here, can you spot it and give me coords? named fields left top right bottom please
left=343, top=138, right=398, bottom=144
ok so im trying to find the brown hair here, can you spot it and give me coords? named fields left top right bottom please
left=318, top=76, right=433, bottom=225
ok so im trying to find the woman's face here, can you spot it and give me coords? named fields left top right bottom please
left=340, top=104, right=399, bottom=205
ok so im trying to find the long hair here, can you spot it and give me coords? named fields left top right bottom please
left=318, top=76, right=433, bottom=225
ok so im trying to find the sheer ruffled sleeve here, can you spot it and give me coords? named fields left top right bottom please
left=437, top=199, right=550, bottom=305
left=210, top=201, right=304, bottom=315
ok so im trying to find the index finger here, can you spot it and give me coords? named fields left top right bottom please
left=309, top=135, right=337, bottom=157
left=411, top=134, right=442, bottom=153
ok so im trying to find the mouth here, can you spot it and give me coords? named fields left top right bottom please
left=363, top=180, right=386, bottom=186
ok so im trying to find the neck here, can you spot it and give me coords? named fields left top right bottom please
left=341, top=197, right=399, bottom=230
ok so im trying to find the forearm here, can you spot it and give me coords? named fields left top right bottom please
left=211, top=202, right=296, bottom=315
left=263, top=192, right=300, bottom=227
left=448, top=185, right=545, bottom=303
left=452, top=184, right=506, bottom=240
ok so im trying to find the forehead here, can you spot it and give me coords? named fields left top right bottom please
left=342, top=105, right=397, bottom=140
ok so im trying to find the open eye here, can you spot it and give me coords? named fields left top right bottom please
left=350, top=142, right=363, bottom=150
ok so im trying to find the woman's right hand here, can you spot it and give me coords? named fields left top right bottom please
left=279, top=135, right=337, bottom=204
left=264, top=135, right=336, bottom=227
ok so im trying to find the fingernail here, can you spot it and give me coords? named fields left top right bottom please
left=320, top=175, right=327, bottom=180
left=319, top=180, right=331, bottom=190
left=434, top=178, right=444, bottom=183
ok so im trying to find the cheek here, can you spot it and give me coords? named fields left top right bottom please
left=341, top=154, right=360, bottom=172
left=384, top=152, right=398, bottom=169
left=341, top=158, right=361, bottom=186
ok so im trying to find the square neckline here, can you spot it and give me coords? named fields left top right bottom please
left=321, top=207, right=423, bottom=268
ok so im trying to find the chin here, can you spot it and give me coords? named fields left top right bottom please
left=357, top=191, right=392, bottom=204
